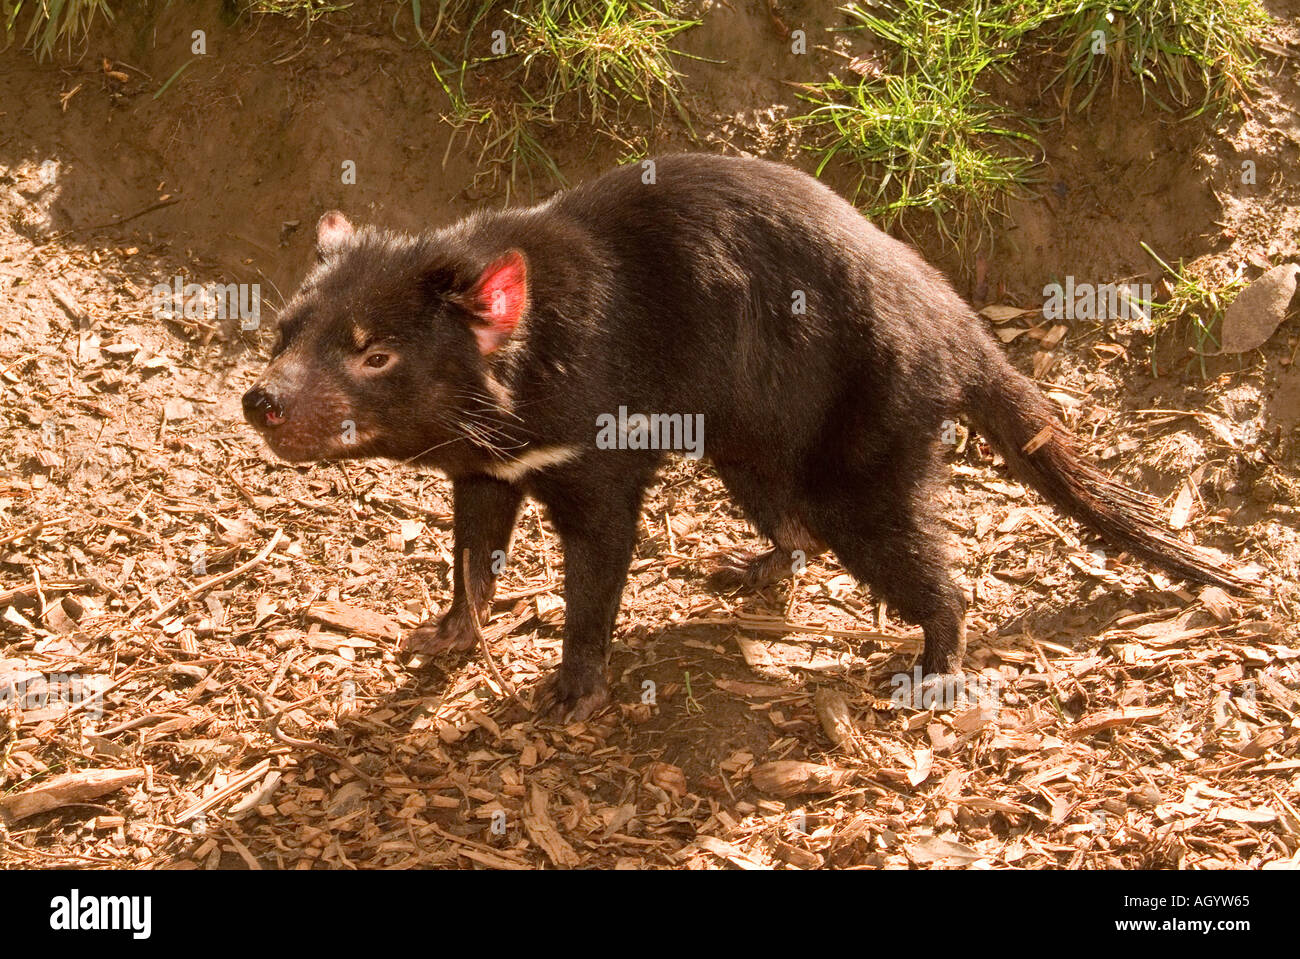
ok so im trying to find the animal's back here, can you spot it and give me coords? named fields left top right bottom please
left=547, top=154, right=982, bottom=457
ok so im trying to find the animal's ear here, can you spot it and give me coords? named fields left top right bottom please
left=459, top=250, right=529, bottom=354
left=316, top=211, right=354, bottom=257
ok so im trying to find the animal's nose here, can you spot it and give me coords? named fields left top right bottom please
left=242, top=386, right=286, bottom=428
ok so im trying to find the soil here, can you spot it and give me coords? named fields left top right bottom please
left=0, top=0, right=1298, bottom=869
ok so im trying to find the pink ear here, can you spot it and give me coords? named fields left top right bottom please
left=467, top=250, right=528, bottom=354
left=317, top=211, right=354, bottom=254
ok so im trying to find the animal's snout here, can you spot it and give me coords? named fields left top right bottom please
left=242, top=385, right=286, bottom=428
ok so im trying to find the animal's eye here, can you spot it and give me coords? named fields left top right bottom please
left=364, top=352, right=390, bottom=370
left=273, top=318, right=301, bottom=356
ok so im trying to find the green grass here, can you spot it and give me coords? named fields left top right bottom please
left=244, top=1, right=477, bottom=48
left=802, top=70, right=1039, bottom=249
left=5, top=0, right=1268, bottom=262
left=432, top=60, right=567, bottom=199
left=1141, top=241, right=1247, bottom=377
left=1, top=0, right=358, bottom=60
left=4, top=0, right=694, bottom=198
left=510, top=0, right=697, bottom=127
left=243, top=0, right=353, bottom=20
left=434, top=0, right=700, bottom=196
left=2, top=0, right=114, bottom=61
left=799, top=0, right=1268, bottom=256
left=798, top=1, right=1049, bottom=254
left=393, top=0, right=472, bottom=43
left=1049, top=0, right=1268, bottom=116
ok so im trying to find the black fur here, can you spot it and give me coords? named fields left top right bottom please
left=244, top=153, right=1254, bottom=719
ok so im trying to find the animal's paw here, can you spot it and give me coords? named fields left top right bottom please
left=534, top=664, right=611, bottom=723
left=705, top=547, right=791, bottom=593
left=401, top=604, right=482, bottom=658
left=908, top=672, right=968, bottom=711
left=910, top=647, right=972, bottom=710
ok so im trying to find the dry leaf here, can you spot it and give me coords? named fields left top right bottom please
left=1212, top=805, right=1277, bottom=824
left=693, top=835, right=770, bottom=870
left=306, top=600, right=400, bottom=640
left=1070, top=707, right=1167, bottom=736
left=1040, top=324, right=1068, bottom=349
left=814, top=687, right=861, bottom=756
left=714, top=679, right=795, bottom=698
left=906, top=835, right=982, bottom=864
left=1199, top=586, right=1237, bottom=623
left=1219, top=263, right=1299, bottom=353
left=644, top=761, right=687, bottom=799
left=979, top=304, right=1036, bottom=323
left=954, top=702, right=1001, bottom=732
left=906, top=748, right=934, bottom=787
left=1169, top=479, right=1197, bottom=530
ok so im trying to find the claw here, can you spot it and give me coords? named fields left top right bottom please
left=706, top=547, right=791, bottom=593
left=535, top=667, right=611, bottom=723
left=400, top=604, right=483, bottom=658
left=909, top=672, right=968, bottom=711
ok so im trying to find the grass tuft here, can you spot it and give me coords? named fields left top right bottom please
left=2, top=0, right=114, bottom=61
left=1049, top=0, right=1268, bottom=116
left=510, top=0, right=697, bottom=128
left=435, top=0, right=699, bottom=197
left=244, top=1, right=353, bottom=20
left=1141, top=241, right=1247, bottom=378
left=799, top=0, right=1268, bottom=256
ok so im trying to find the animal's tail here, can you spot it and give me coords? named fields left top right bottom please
left=965, top=349, right=1258, bottom=594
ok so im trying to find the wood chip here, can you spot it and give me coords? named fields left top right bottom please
left=751, top=760, right=855, bottom=797
left=1070, top=707, right=1167, bottom=736
left=693, top=835, right=770, bottom=870
left=0, top=768, right=143, bottom=822
left=306, top=600, right=401, bottom=641
left=523, top=784, right=579, bottom=868
left=814, top=687, right=864, bottom=757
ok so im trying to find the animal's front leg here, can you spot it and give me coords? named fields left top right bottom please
left=404, top=474, right=523, bottom=657
left=534, top=471, right=646, bottom=721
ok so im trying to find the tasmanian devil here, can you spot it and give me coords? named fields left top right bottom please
left=242, top=153, right=1255, bottom=720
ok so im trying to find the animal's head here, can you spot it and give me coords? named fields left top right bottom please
left=241, top=211, right=529, bottom=464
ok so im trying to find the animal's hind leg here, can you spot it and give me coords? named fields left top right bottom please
left=806, top=466, right=968, bottom=678
left=707, top=516, right=825, bottom=592
left=708, top=462, right=825, bottom=592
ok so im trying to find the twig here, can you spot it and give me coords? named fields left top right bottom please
left=55, top=197, right=182, bottom=238
left=689, top=612, right=921, bottom=646
left=247, top=687, right=376, bottom=787
left=143, top=529, right=282, bottom=625
left=494, top=581, right=558, bottom=602
left=464, top=549, right=524, bottom=708
left=424, top=822, right=530, bottom=869
left=174, top=759, right=271, bottom=825
left=0, top=517, right=70, bottom=547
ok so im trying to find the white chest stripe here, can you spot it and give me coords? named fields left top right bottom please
left=480, top=445, right=581, bottom=483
